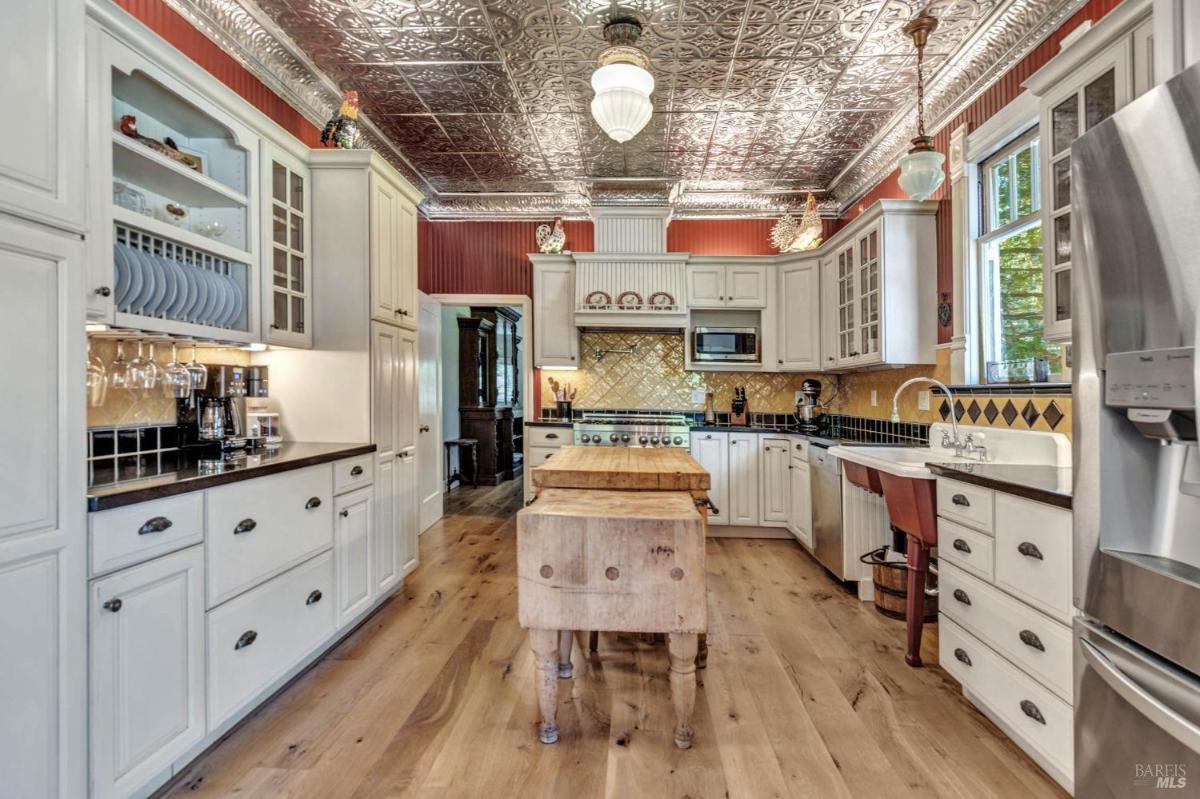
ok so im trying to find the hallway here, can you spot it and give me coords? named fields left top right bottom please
left=163, top=482, right=1067, bottom=798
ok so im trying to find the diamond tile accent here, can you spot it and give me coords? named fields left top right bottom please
left=953, top=399, right=965, bottom=421
left=1020, top=400, right=1041, bottom=428
left=1000, top=400, right=1019, bottom=426
left=939, top=400, right=951, bottom=421
left=1042, top=400, right=1064, bottom=430
left=983, top=399, right=1000, bottom=423
left=966, top=399, right=982, bottom=422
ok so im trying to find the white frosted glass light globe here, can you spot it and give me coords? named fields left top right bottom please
left=898, top=148, right=946, bottom=201
left=591, top=62, right=655, bottom=143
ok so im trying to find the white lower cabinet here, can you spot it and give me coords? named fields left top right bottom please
left=788, top=458, right=812, bottom=549
left=397, top=449, right=418, bottom=579
left=207, top=551, right=335, bottom=730
left=759, top=437, right=791, bottom=526
left=728, top=433, right=760, bottom=526
left=90, top=546, right=205, bottom=799
left=689, top=432, right=729, bottom=526
left=334, top=487, right=374, bottom=627
left=374, top=456, right=399, bottom=594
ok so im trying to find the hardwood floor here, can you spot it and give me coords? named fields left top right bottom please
left=163, top=481, right=1068, bottom=798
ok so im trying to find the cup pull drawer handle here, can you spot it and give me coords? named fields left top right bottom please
left=234, top=518, right=257, bottom=535
left=235, top=630, right=258, bottom=650
left=952, top=589, right=971, bottom=606
left=954, top=647, right=972, bottom=666
left=306, top=590, right=323, bottom=605
left=350, top=465, right=364, bottom=476
left=1020, top=700, right=1046, bottom=725
left=952, top=538, right=971, bottom=554
left=1019, top=629, right=1046, bottom=651
left=138, top=516, right=173, bottom=535
left=546, top=433, right=559, bottom=439
left=952, top=494, right=970, bottom=507
left=1017, top=541, right=1044, bottom=560
left=305, top=497, right=322, bottom=510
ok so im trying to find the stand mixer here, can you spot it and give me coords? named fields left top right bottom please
left=794, top=378, right=826, bottom=433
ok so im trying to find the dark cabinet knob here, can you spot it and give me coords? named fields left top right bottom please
left=1019, top=700, right=1046, bottom=724
left=95, top=285, right=112, bottom=297
left=1017, top=541, right=1044, bottom=560
left=234, top=518, right=257, bottom=534
left=952, top=588, right=971, bottom=606
left=339, top=508, right=350, bottom=518
left=306, top=589, right=323, bottom=605
left=138, top=516, right=173, bottom=536
left=952, top=493, right=970, bottom=507
left=546, top=433, right=558, bottom=440
left=350, top=465, right=364, bottom=476
left=305, top=497, right=322, bottom=509
left=103, top=598, right=123, bottom=613
left=234, top=630, right=258, bottom=650
left=952, top=538, right=971, bottom=554
left=1019, top=629, right=1046, bottom=651
left=953, top=647, right=971, bottom=666
left=419, top=425, right=430, bottom=433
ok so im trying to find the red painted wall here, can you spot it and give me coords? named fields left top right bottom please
left=113, top=0, right=323, bottom=147
left=666, top=218, right=840, bottom=255
left=844, top=0, right=1124, bottom=343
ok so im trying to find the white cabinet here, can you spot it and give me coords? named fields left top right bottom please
left=759, top=437, right=791, bottom=527
left=90, top=546, right=205, bottom=799
left=261, top=141, right=312, bottom=347
left=788, top=458, right=813, bottom=549
left=777, top=258, right=821, bottom=370
left=0, top=0, right=85, bottom=233
left=727, top=433, right=760, bottom=526
left=397, top=448, right=418, bottom=579
left=532, top=255, right=578, bottom=368
left=369, top=169, right=420, bottom=327
left=819, top=257, right=840, bottom=370
left=0, top=215, right=86, bottom=799
left=689, top=432, right=729, bottom=526
left=334, top=487, right=373, bottom=627
left=686, top=260, right=767, bottom=308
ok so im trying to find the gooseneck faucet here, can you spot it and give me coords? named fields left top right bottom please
left=892, top=377, right=964, bottom=453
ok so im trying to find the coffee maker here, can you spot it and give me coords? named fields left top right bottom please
left=177, top=364, right=268, bottom=453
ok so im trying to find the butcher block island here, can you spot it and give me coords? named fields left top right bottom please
left=519, top=446, right=712, bottom=749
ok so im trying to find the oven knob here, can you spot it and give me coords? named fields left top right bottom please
left=621, top=434, right=631, bottom=443
left=580, top=434, right=591, bottom=444
left=650, top=436, right=660, bottom=445
left=609, top=433, right=619, bottom=443
left=673, top=436, right=683, bottom=445
left=638, top=435, right=648, bottom=445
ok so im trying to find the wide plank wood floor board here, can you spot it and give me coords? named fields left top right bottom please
left=160, top=481, right=1067, bottom=799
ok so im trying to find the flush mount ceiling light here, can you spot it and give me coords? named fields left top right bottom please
left=590, top=17, right=655, bottom=144
left=897, top=14, right=945, bottom=202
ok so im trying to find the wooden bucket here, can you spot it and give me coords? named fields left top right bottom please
left=860, top=546, right=937, bottom=622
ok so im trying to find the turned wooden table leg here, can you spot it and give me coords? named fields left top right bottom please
left=905, top=538, right=931, bottom=668
left=557, top=629, right=574, bottom=678
left=667, top=633, right=699, bottom=749
left=530, top=629, right=560, bottom=743
left=588, top=631, right=599, bottom=654
left=696, top=633, right=708, bottom=669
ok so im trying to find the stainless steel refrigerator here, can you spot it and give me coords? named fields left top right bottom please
left=1074, top=61, right=1200, bottom=796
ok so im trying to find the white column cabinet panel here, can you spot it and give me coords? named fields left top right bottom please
left=0, top=215, right=86, bottom=799
left=778, top=259, right=821, bottom=370
left=0, top=0, right=85, bottom=233
left=532, top=256, right=578, bottom=368
left=686, top=264, right=725, bottom=308
left=397, top=328, right=417, bottom=453
left=789, top=459, right=813, bottom=549
left=371, top=322, right=402, bottom=594
left=369, top=172, right=400, bottom=324
left=759, top=437, right=791, bottom=526
left=689, top=432, right=729, bottom=526
left=90, top=546, right=205, bottom=799
left=396, top=201, right=418, bottom=327
left=334, top=488, right=373, bottom=626
left=728, top=433, right=760, bottom=526
left=397, top=328, right=419, bottom=578
left=725, top=264, right=768, bottom=307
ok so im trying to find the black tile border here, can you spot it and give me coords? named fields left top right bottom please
left=945, top=383, right=1071, bottom=396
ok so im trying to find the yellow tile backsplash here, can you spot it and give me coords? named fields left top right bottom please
left=87, top=337, right=249, bottom=428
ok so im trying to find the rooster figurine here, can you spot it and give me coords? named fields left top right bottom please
left=321, top=90, right=360, bottom=149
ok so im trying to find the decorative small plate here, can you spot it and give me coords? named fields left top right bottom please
left=648, top=291, right=675, bottom=308
left=584, top=290, right=612, bottom=308
left=616, top=290, right=643, bottom=309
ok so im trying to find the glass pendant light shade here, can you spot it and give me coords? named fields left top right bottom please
left=898, top=146, right=945, bottom=201
left=590, top=63, right=655, bottom=143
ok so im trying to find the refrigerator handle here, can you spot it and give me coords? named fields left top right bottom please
left=1079, top=637, right=1200, bottom=754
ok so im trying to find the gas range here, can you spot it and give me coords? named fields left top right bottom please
left=573, top=412, right=691, bottom=448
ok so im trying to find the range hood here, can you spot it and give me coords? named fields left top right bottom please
left=572, top=207, right=689, bottom=330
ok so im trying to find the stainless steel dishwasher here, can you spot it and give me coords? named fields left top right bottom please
left=809, top=443, right=846, bottom=579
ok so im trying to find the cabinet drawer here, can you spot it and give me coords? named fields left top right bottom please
left=527, top=426, right=570, bottom=447
left=939, top=562, right=1073, bottom=701
left=206, top=464, right=334, bottom=607
left=994, top=493, right=1072, bottom=623
left=527, top=445, right=560, bottom=467
left=334, top=455, right=374, bottom=495
left=939, top=617, right=1073, bottom=778
left=789, top=437, right=809, bottom=462
left=936, top=478, right=993, bottom=532
left=938, top=517, right=994, bottom=583
left=206, top=551, right=334, bottom=730
left=90, top=492, right=204, bottom=576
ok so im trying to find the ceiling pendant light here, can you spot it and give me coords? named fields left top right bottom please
left=897, top=14, right=945, bottom=202
left=591, top=17, right=655, bottom=143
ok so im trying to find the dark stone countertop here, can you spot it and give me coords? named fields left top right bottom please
left=525, top=420, right=574, bottom=427
left=688, top=424, right=914, bottom=449
left=88, top=442, right=377, bottom=512
left=925, top=462, right=1072, bottom=510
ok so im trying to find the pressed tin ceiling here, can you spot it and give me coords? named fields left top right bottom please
left=166, top=0, right=1087, bottom=217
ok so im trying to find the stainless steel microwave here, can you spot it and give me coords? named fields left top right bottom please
left=692, top=327, right=760, bottom=363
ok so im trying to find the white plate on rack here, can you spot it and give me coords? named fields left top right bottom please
left=227, top=273, right=245, bottom=330
left=198, top=268, right=222, bottom=326
left=160, top=256, right=188, bottom=319
left=113, top=245, right=133, bottom=309
left=140, top=250, right=167, bottom=317
left=187, top=262, right=208, bottom=324
left=153, top=254, right=175, bottom=317
left=121, top=246, right=143, bottom=313
left=218, top=273, right=240, bottom=328
left=177, top=260, right=200, bottom=322
left=128, top=249, right=154, bottom=315
left=213, top=273, right=235, bottom=328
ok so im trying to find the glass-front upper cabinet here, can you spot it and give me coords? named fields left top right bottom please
left=261, top=143, right=312, bottom=348
left=836, top=243, right=857, bottom=362
left=856, top=227, right=881, bottom=361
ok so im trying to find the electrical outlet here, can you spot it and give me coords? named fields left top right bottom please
left=918, top=390, right=931, bottom=411
left=870, top=390, right=877, bottom=407
left=691, top=389, right=706, bottom=404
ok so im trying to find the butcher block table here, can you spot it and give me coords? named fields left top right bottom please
left=519, top=446, right=711, bottom=749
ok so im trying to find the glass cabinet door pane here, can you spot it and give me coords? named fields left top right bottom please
left=1053, top=158, right=1071, bottom=210
left=289, top=215, right=304, bottom=251
left=1055, top=270, right=1071, bottom=320
left=273, top=291, right=288, bottom=330
left=1085, top=69, right=1117, bottom=130
left=290, top=172, right=304, bottom=212
left=272, top=162, right=287, bottom=203
left=1051, top=96, right=1079, bottom=156
left=290, top=254, right=304, bottom=291
left=273, top=249, right=287, bottom=287
left=1054, top=214, right=1071, bottom=264
left=291, top=296, right=304, bottom=333
left=273, top=206, right=287, bottom=245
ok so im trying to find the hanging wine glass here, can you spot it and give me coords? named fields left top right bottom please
left=128, top=340, right=151, bottom=389
left=185, top=343, right=208, bottom=391
left=109, top=340, right=134, bottom=390
left=140, top=342, right=164, bottom=393
left=86, top=339, right=108, bottom=407
left=163, top=342, right=193, bottom=398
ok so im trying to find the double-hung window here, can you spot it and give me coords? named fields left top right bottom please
left=978, top=128, right=1064, bottom=378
